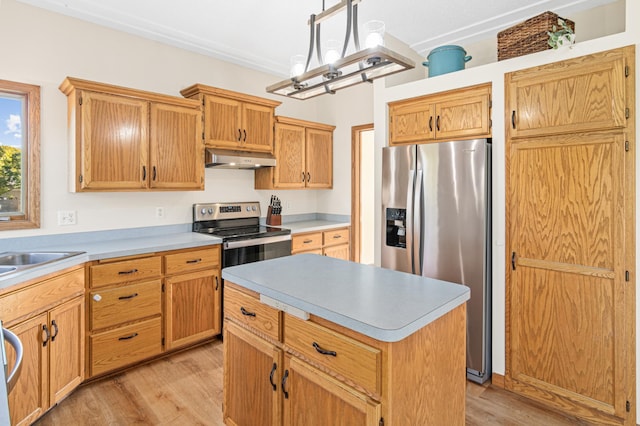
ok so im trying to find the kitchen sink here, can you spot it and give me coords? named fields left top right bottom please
left=0, top=251, right=85, bottom=276
left=0, top=266, right=17, bottom=276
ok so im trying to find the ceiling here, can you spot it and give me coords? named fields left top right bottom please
left=18, top=0, right=615, bottom=78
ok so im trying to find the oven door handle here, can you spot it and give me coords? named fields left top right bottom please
left=223, top=235, right=292, bottom=250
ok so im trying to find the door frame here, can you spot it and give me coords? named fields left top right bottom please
left=350, top=123, right=374, bottom=263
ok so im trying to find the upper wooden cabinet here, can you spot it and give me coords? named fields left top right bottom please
left=180, top=84, right=281, bottom=153
left=506, top=48, right=629, bottom=138
left=59, top=77, right=204, bottom=192
left=388, top=83, right=492, bottom=145
left=255, top=116, right=335, bottom=190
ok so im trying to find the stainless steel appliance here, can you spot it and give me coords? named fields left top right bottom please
left=192, top=202, right=291, bottom=269
left=381, top=139, right=491, bottom=384
left=0, top=321, right=23, bottom=423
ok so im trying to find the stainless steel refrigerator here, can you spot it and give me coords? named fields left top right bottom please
left=381, top=139, right=491, bottom=384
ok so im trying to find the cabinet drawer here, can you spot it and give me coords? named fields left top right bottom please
left=165, top=246, right=220, bottom=275
left=292, top=232, right=322, bottom=252
left=323, top=228, right=350, bottom=246
left=90, top=256, right=162, bottom=288
left=285, top=314, right=381, bottom=395
left=0, top=267, right=84, bottom=326
left=89, top=279, right=162, bottom=330
left=224, top=286, right=280, bottom=341
left=90, top=316, right=162, bottom=376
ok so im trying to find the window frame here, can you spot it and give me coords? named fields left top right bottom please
left=0, top=79, right=40, bottom=230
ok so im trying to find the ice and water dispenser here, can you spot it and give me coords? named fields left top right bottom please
left=385, top=208, right=406, bottom=248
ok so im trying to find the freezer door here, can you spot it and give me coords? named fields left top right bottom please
left=417, top=139, right=490, bottom=377
left=381, top=145, right=415, bottom=273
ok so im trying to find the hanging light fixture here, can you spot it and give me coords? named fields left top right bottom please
left=267, top=0, right=415, bottom=100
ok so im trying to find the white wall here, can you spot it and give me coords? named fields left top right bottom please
left=360, top=130, right=375, bottom=265
left=374, top=0, right=640, bottom=410
left=0, top=0, right=372, bottom=239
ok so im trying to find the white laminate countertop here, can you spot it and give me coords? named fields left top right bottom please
left=0, top=232, right=221, bottom=290
left=222, top=254, right=470, bottom=342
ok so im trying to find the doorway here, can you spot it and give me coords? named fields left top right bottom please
left=351, top=124, right=374, bottom=264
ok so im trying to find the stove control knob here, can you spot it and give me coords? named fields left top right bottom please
left=246, top=206, right=251, bottom=212
left=208, top=208, right=214, bottom=214
left=251, top=206, right=257, bottom=211
left=200, top=208, right=207, bottom=215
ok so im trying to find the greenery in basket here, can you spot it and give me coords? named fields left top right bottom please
left=547, top=18, right=574, bottom=49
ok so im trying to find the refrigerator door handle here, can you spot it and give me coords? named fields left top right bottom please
left=406, top=169, right=415, bottom=274
left=414, top=169, right=423, bottom=275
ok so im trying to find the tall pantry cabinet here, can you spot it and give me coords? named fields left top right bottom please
left=505, top=45, right=635, bottom=426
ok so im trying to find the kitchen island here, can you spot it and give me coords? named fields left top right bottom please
left=222, top=254, right=470, bottom=426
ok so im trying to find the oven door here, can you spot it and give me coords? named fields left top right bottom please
left=223, top=235, right=291, bottom=268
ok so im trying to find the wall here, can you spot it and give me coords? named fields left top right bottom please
left=373, top=0, right=640, bottom=411
left=0, top=0, right=372, bottom=239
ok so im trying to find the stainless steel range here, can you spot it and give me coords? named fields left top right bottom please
left=192, top=201, right=291, bottom=269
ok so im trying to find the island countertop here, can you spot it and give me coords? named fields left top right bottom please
left=222, top=253, right=470, bottom=342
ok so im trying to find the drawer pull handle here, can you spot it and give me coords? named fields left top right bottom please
left=51, top=320, right=59, bottom=342
left=118, top=333, right=139, bottom=341
left=186, top=258, right=202, bottom=264
left=281, top=369, right=289, bottom=399
left=118, top=293, right=139, bottom=300
left=332, top=235, right=342, bottom=239
left=240, top=307, right=256, bottom=317
left=303, top=239, right=313, bottom=244
left=42, top=324, right=50, bottom=347
left=215, top=276, right=219, bottom=291
left=269, top=363, right=277, bottom=391
left=312, top=341, right=337, bottom=357
left=118, top=269, right=139, bottom=275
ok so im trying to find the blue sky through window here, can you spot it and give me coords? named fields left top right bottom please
left=0, top=96, right=23, bottom=148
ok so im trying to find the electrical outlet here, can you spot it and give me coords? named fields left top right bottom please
left=57, top=210, right=77, bottom=226
left=155, top=207, right=165, bottom=218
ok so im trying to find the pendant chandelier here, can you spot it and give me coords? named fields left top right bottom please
left=266, top=0, right=415, bottom=100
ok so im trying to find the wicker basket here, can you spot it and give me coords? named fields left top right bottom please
left=497, top=11, right=575, bottom=61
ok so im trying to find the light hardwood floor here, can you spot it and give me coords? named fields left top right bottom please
left=34, top=340, right=589, bottom=426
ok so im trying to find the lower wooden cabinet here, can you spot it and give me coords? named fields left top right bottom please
left=292, top=226, right=350, bottom=260
left=0, top=267, right=85, bottom=426
left=223, top=281, right=466, bottom=426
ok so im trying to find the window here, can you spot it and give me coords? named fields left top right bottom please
left=0, top=79, right=40, bottom=230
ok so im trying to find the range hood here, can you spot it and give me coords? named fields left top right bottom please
left=205, top=149, right=276, bottom=169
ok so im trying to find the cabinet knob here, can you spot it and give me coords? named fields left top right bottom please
left=93, top=294, right=102, bottom=302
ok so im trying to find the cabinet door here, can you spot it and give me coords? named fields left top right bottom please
left=7, top=313, right=48, bottom=426
left=389, top=100, right=435, bottom=145
left=507, top=49, right=627, bottom=138
left=323, top=244, right=350, bottom=260
left=224, top=322, right=282, bottom=426
left=435, top=90, right=490, bottom=140
left=242, top=103, right=275, bottom=153
left=274, top=123, right=306, bottom=189
left=305, top=128, right=333, bottom=188
left=48, top=297, right=84, bottom=405
left=283, top=355, right=380, bottom=426
left=149, top=103, right=204, bottom=190
left=204, top=95, right=242, bottom=149
left=79, top=91, right=149, bottom=190
left=165, top=269, right=220, bottom=349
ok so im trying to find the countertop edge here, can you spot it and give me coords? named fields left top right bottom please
left=222, top=269, right=470, bottom=342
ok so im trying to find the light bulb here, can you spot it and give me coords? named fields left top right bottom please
left=290, top=54, right=306, bottom=77
left=324, top=39, right=341, bottom=64
left=364, top=20, right=385, bottom=48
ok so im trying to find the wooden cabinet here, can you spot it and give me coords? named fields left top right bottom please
left=87, top=255, right=163, bottom=377
left=86, top=245, right=222, bottom=377
left=505, top=46, right=635, bottom=426
left=180, top=84, right=280, bottom=153
left=388, top=83, right=491, bottom=145
left=223, top=282, right=466, bottom=425
left=506, top=50, right=627, bottom=139
left=255, top=116, right=335, bottom=190
left=59, top=77, right=204, bottom=192
left=0, top=267, right=84, bottom=426
left=164, top=246, right=221, bottom=350
left=292, top=226, right=350, bottom=260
